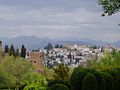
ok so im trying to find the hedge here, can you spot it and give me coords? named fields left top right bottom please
left=82, top=72, right=97, bottom=90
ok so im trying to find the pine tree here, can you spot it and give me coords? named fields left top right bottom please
left=9, top=44, right=15, bottom=56
left=20, top=45, right=26, bottom=58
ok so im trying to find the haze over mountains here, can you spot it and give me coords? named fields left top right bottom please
left=0, top=36, right=120, bottom=50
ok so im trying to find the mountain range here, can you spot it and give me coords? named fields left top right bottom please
left=0, top=36, right=120, bottom=50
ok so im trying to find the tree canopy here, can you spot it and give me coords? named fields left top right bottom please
left=99, top=0, right=120, bottom=16
left=21, top=44, right=27, bottom=58
left=0, top=56, right=33, bottom=89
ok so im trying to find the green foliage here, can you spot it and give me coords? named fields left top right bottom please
left=15, top=48, right=19, bottom=57
left=53, top=64, right=70, bottom=80
left=0, top=56, right=33, bottom=89
left=23, top=85, right=46, bottom=90
left=99, top=0, right=120, bottom=15
left=55, top=44, right=59, bottom=48
left=92, top=71, right=105, bottom=90
left=20, top=44, right=26, bottom=58
left=91, top=51, right=120, bottom=71
left=43, top=68, right=54, bottom=80
left=49, top=84, right=69, bottom=90
left=4, top=44, right=9, bottom=53
left=44, top=43, right=53, bottom=50
left=23, top=72, right=48, bottom=87
left=82, top=73, right=97, bottom=90
left=114, top=74, right=120, bottom=90
left=105, top=70, right=120, bottom=90
left=48, top=79, right=70, bottom=90
left=59, top=44, right=63, bottom=48
left=9, top=44, right=15, bottom=56
left=70, top=67, right=87, bottom=90
left=101, top=72, right=114, bottom=90
left=0, top=69, right=16, bottom=89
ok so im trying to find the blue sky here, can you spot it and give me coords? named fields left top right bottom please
left=0, top=0, right=120, bottom=41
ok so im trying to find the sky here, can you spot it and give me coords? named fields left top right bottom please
left=0, top=0, right=120, bottom=42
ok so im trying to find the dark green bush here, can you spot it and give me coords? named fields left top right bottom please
left=82, top=72, right=97, bottom=90
left=101, top=72, right=114, bottom=90
left=114, top=74, right=120, bottom=90
left=49, top=84, right=69, bottom=90
left=70, top=67, right=87, bottom=90
left=92, top=71, right=105, bottom=90
left=102, top=69, right=120, bottom=90
left=47, top=79, right=70, bottom=89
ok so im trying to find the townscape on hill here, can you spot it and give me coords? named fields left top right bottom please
left=1, top=40, right=120, bottom=90
left=2, top=40, right=120, bottom=72
left=26, top=43, right=119, bottom=70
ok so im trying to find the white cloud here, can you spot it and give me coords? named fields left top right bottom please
left=0, top=0, right=120, bottom=41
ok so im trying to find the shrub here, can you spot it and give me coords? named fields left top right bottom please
left=23, top=85, right=37, bottom=90
left=70, top=67, right=87, bottom=90
left=101, top=72, right=114, bottom=90
left=92, top=71, right=105, bottom=90
left=82, top=72, right=97, bottom=90
left=49, top=84, right=69, bottom=90
left=23, top=85, right=46, bottom=90
left=47, top=79, right=70, bottom=90
left=114, top=74, right=120, bottom=90
left=53, top=64, right=70, bottom=80
left=102, top=69, right=120, bottom=90
left=38, top=87, right=46, bottom=90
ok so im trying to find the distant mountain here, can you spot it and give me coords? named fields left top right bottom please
left=113, top=40, right=120, bottom=48
left=0, top=36, right=120, bottom=50
left=79, top=39, right=109, bottom=46
left=0, top=36, right=52, bottom=50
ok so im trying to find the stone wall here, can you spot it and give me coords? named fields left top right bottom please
left=29, top=52, right=44, bottom=73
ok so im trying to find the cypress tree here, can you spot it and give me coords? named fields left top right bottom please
left=16, top=48, right=19, bottom=57
left=9, top=44, right=15, bottom=56
left=5, top=44, right=9, bottom=53
left=60, top=44, right=63, bottom=48
left=55, top=44, right=59, bottom=48
left=44, top=43, right=53, bottom=50
left=20, top=44, right=26, bottom=58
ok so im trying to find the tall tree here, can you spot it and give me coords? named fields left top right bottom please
left=60, top=44, right=63, bottom=48
left=0, top=56, right=33, bottom=89
left=44, top=42, right=53, bottom=50
left=55, top=44, right=59, bottom=48
left=15, top=48, right=19, bottom=57
left=99, top=0, right=120, bottom=16
left=9, top=44, right=15, bottom=56
left=5, top=44, right=9, bottom=53
left=20, top=45, right=26, bottom=58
